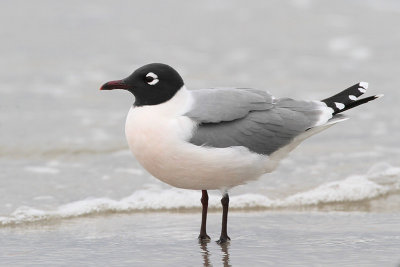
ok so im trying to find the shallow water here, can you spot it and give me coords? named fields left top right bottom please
left=1, top=212, right=400, bottom=266
left=1, top=0, right=400, bottom=265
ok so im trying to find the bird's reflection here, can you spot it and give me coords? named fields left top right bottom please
left=199, top=239, right=212, bottom=266
left=220, top=242, right=231, bottom=267
left=198, top=239, right=231, bottom=267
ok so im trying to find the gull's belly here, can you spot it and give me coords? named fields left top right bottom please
left=125, top=107, right=268, bottom=190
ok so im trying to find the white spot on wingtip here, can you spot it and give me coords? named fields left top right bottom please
left=359, top=82, right=368, bottom=89
left=334, top=102, right=345, bottom=110
left=349, top=95, right=357, bottom=100
left=358, top=87, right=367, bottom=93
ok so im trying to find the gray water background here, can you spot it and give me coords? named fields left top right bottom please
left=1, top=0, right=400, bottom=212
left=1, top=0, right=400, bottom=265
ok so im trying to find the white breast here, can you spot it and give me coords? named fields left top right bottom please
left=124, top=87, right=269, bottom=190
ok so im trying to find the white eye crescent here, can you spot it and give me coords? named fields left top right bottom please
left=145, top=72, right=159, bottom=85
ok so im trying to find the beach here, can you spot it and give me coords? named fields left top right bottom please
left=1, top=212, right=400, bottom=266
left=1, top=0, right=400, bottom=265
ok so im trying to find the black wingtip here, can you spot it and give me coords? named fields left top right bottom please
left=336, top=94, right=383, bottom=114
left=321, top=82, right=384, bottom=115
left=322, top=82, right=372, bottom=114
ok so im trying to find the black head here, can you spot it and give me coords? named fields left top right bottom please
left=100, top=63, right=184, bottom=106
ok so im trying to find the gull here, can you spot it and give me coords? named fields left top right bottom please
left=101, top=63, right=382, bottom=244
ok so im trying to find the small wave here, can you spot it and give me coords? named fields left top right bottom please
left=1, top=165, right=399, bottom=226
left=0, top=146, right=128, bottom=158
left=24, top=166, right=60, bottom=174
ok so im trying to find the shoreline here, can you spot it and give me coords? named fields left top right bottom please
left=1, top=211, right=399, bottom=266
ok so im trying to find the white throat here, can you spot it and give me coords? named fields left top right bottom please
left=134, top=86, right=193, bottom=117
left=124, top=85, right=195, bottom=158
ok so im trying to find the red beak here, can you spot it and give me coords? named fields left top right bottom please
left=100, top=80, right=129, bottom=90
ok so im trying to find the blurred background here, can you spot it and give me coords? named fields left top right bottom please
left=1, top=1, right=400, bottom=266
left=1, top=0, right=400, bottom=220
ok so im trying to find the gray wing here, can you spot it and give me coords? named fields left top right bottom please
left=186, top=88, right=332, bottom=155
left=185, top=88, right=274, bottom=123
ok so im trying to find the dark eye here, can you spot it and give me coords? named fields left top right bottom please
left=145, top=72, right=159, bottom=85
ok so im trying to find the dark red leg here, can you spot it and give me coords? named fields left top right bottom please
left=198, top=190, right=210, bottom=240
left=217, top=193, right=230, bottom=244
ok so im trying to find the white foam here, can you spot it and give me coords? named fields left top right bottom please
left=1, top=165, right=399, bottom=226
left=24, top=166, right=60, bottom=174
left=283, top=175, right=388, bottom=206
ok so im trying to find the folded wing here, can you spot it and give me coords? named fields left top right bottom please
left=186, top=88, right=333, bottom=155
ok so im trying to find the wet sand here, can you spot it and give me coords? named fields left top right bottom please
left=1, top=211, right=400, bottom=266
